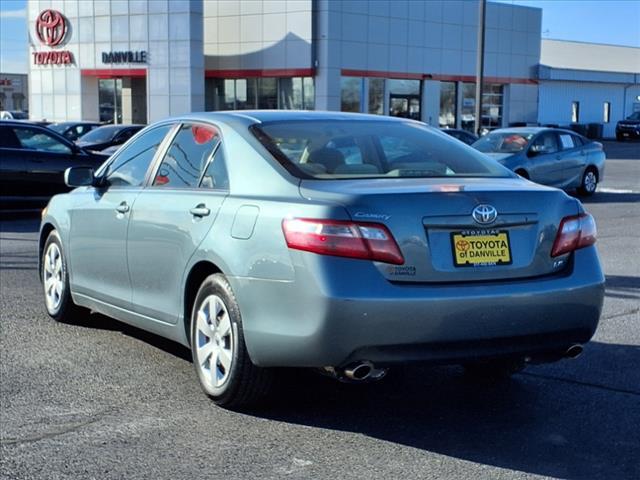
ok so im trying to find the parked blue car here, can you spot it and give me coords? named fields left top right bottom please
left=472, top=127, right=605, bottom=196
left=39, top=112, right=604, bottom=407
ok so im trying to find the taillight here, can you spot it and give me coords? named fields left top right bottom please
left=282, top=218, right=404, bottom=265
left=551, top=213, right=597, bottom=257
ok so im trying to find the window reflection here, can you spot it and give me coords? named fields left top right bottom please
left=205, top=77, right=315, bottom=111
left=439, top=82, right=456, bottom=128
left=341, top=77, right=361, bottom=112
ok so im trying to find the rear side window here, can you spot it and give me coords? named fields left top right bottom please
left=200, top=144, right=229, bottom=190
left=252, top=120, right=509, bottom=179
left=11, top=126, right=72, bottom=154
left=105, top=125, right=172, bottom=187
left=558, top=133, right=576, bottom=150
left=153, top=124, right=221, bottom=188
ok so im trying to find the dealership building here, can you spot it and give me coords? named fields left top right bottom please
left=23, top=0, right=638, bottom=135
left=27, top=0, right=545, bottom=129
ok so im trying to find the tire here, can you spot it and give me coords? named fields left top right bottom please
left=464, top=359, right=526, bottom=381
left=190, top=273, right=274, bottom=408
left=577, top=168, right=598, bottom=196
left=41, top=230, right=87, bottom=322
left=515, top=169, right=529, bottom=179
left=616, top=134, right=623, bottom=142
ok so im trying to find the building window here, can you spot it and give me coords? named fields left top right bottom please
left=388, top=79, right=421, bottom=120
left=571, top=101, right=580, bottom=123
left=206, top=77, right=314, bottom=111
left=603, top=102, right=611, bottom=123
left=461, top=82, right=504, bottom=132
left=439, top=82, right=456, bottom=128
left=368, top=78, right=384, bottom=115
left=341, top=77, right=362, bottom=112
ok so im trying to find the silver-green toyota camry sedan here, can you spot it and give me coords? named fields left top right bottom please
left=39, top=111, right=605, bottom=408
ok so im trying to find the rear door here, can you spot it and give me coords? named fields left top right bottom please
left=556, top=132, right=586, bottom=187
left=69, top=124, right=174, bottom=308
left=127, top=123, right=229, bottom=324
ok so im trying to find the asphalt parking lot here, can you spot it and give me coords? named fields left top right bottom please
left=1, top=141, right=638, bottom=480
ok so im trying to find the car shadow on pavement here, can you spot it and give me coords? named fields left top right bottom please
left=581, top=192, right=640, bottom=204
left=249, top=342, right=640, bottom=480
left=605, top=274, right=640, bottom=300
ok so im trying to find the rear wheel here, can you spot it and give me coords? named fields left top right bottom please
left=616, top=133, right=624, bottom=142
left=577, top=168, right=598, bottom=196
left=190, top=274, right=274, bottom=408
left=515, top=169, right=529, bottom=179
left=41, top=230, right=87, bottom=322
left=464, top=359, right=526, bottom=381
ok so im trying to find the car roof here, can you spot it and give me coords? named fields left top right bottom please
left=167, top=110, right=419, bottom=127
left=51, top=121, right=102, bottom=126
left=489, top=127, right=581, bottom=136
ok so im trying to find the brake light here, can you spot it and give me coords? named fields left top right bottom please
left=282, top=218, right=404, bottom=265
left=551, top=213, right=597, bottom=257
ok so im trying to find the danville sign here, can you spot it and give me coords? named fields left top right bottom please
left=32, top=9, right=74, bottom=66
left=102, top=51, right=148, bottom=64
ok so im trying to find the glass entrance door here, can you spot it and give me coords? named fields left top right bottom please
left=389, top=94, right=421, bottom=120
left=98, top=78, right=123, bottom=124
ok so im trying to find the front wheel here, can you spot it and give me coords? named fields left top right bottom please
left=190, top=274, right=274, bottom=408
left=577, top=168, right=598, bottom=196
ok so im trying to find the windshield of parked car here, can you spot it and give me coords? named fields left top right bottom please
left=253, top=120, right=511, bottom=179
left=78, top=126, right=120, bottom=143
left=626, top=112, right=640, bottom=121
left=472, top=132, right=535, bottom=153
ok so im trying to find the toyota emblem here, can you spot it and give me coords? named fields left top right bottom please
left=36, top=10, right=68, bottom=47
left=472, top=204, right=498, bottom=224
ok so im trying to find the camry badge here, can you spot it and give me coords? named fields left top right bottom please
left=472, top=204, right=498, bottom=224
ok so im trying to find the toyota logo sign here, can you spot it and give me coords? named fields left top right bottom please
left=36, top=9, right=67, bottom=47
left=472, top=204, right=498, bottom=225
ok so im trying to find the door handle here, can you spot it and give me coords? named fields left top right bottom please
left=190, top=204, right=210, bottom=217
left=116, top=202, right=130, bottom=214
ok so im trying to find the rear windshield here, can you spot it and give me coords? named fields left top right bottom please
left=472, top=132, right=535, bottom=153
left=79, top=126, right=120, bottom=143
left=252, top=120, right=511, bottom=179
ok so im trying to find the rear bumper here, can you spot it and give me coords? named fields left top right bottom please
left=233, top=247, right=604, bottom=367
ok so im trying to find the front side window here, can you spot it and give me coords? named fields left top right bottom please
left=531, top=133, right=559, bottom=155
left=105, top=125, right=173, bottom=187
left=153, top=124, right=220, bottom=188
left=472, top=132, right=534, bottom=153
left=253, top=120, right=510, bottom=180
left=12, top=127, right=72, bottom=154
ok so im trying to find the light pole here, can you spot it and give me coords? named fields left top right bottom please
left=474, top=0, right=487, bottom=136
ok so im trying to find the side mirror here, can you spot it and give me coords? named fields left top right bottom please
left=64, top=166, right=95, bottom=187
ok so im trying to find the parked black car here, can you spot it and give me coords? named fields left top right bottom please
left=75, top=124, right=144, bottom=152
left=616, top=112, right=640, bottom=141
left=0, top=121, right=109, bottom=210
left=49, top=121, right=102, bottom=142
left=441, top=128, right=479, bottom=145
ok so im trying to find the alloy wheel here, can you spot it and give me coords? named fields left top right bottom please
left=195, top=295, right=234, bottom=389
left=584, top=171, right=597, bottom=193
left=43, top=243, right=64, bottom=312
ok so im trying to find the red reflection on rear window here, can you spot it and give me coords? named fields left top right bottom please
left=192, top=125, right=218, bottom=145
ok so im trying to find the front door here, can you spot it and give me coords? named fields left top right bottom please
left=68, top=124, right=174, bottom=308
left=526, top=132, right=565, bottom=187
left=127, top=124, right=229, bottom=324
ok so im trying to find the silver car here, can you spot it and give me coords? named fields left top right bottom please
left=472, top=127, right=606, bottom=196
left=39, top=112, right=604, bottom=407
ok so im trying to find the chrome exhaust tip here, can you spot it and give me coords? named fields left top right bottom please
left=344, top=361, right=374, bottom=381
left=565, top=344, right=583, bottom=359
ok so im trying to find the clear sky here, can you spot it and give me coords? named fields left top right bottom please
left=1, top=0, right=639, bottom=75
left=494, top=0, right=640, bottom=48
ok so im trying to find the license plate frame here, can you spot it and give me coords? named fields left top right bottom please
left=451, top=230, right=512, bottom=267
